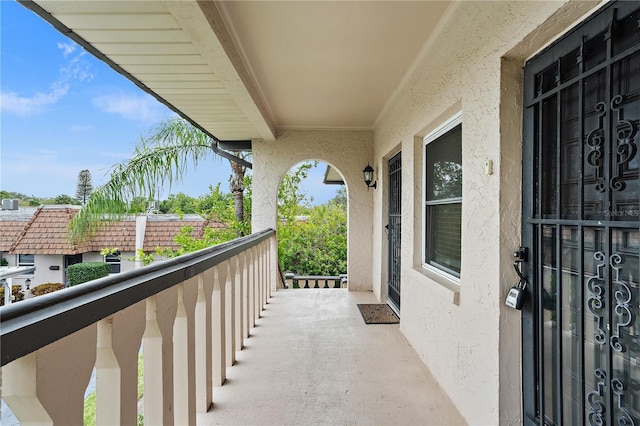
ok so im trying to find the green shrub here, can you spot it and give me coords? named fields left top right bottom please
left=0, top=285, right=24, bottom=305
left=67, top=262, right=110, bottom=286
left=31, top=283, right=65, bottom=296
left=0, top=256, right=8, bottom=266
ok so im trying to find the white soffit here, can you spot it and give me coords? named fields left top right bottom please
left=33, top=0, right=276, bottom=141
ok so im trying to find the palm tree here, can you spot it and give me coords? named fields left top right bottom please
left=68, top=117, right=250, bottom=242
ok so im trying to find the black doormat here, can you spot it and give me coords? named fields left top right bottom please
left=357, top=304, right=399, bottom=324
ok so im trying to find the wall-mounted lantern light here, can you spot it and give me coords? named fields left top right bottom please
left=363, top=163, right=377, bottom=190
left=25, top=278, right=31, bottom=290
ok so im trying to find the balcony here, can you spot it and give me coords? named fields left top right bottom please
left=1, top=230, right=464, bottom=425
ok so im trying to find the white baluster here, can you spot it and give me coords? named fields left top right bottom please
left=143, top=296, right=163, bottom=425
left=96, top=318, right=120, bottom=426
left=212, top=262, right=227, bottom=386
left=2, top=353, right=53, bottom=424
left=173, top=283, right=189, bottom=425
left=226, top=260, right=236, bottom=367
left=195, top=272, right=212, bottom=412
left=234, top=254, right=244, bottom=351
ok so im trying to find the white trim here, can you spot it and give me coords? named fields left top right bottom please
left=423, top=111, right=462, bottom=145
left=421, top=111, right=463, bottom=282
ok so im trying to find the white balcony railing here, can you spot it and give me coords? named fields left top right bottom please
left=0, top=229, right=275, bottom=425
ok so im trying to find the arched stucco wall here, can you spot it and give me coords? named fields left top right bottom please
left=252, top=129, right=374, bottom=292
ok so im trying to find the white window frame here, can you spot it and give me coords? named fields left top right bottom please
left=422, top=112, right=462, bottom=283
left=17, top=253, right=35, bottom=275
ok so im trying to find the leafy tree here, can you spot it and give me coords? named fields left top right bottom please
left=68, top=117, right=249, bottom=242
left=278, top=203, right=347, bottom=276
left=275, top=162, right=347, bottom=276
left=49, top=194, right=81, bottom=205
left=159, top=192, right=197, bottom=214
left=278, top=162, right=316, bottom=222
left=229, top=152, right=248, bottom=227
left=330, top=186, right=347, bottom=208
left=75, top=169, right=93, bottom=204
left=127, top=196, right=149, bottom=214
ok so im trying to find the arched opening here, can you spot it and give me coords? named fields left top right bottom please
left=276, top=161, right=348, bottom=289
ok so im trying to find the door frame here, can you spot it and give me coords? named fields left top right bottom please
left=387, top=150, right=402, bottom=314
left=521, top=2, right=640, bottom=424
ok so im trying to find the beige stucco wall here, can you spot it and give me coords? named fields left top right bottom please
left=252, top=129, right=374, bottom=291
left=33, top=254, right=65, bottom=285
left=371, top=1, right=601, bottom=424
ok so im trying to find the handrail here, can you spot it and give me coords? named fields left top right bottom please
left=0, top=229, right=275, bottom=366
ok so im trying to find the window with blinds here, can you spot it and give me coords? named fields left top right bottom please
left=424, top=114, right=462, bottom=278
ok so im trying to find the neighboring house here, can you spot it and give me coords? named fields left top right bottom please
left=5, top=205, right=221, bottom=287
left=6, top=1, right=640, bottom=425
left=0, top=206, right=37, bottom=268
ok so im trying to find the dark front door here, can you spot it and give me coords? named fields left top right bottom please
left=64, top=254, right=82, bottom=285
left=388, top=152, right=401, bottom=313
left=522, top=2, right=639, bottom=425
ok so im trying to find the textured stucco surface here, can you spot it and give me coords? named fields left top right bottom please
left=371, top=1, right=601, bottom=424
left=252, top=129, right=374, bottom=292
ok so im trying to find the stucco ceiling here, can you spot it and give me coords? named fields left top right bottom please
left=29, top=0, right=451, bottom=141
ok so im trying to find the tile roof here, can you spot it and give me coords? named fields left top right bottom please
left=90, top=220, right=137, bottom=252
left=144, top=220, right=205, bottom=251
left=10, top=206, right=88, bottom=255
left=0, top=217, right=31, bottom=252
left=143, top=214, right=226, bottom=251
left=8, top=206, right=222, bottom=255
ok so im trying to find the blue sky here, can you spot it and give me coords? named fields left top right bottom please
left=0, top=1, right=338, bottom=204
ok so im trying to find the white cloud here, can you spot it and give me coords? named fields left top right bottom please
left=1, top=86, right=69, bottom=116
left=92, top=93, right=167, bottom=123
left=1, top=43, right=92, bottom=117
left=57, top=42, right=76, bottom=57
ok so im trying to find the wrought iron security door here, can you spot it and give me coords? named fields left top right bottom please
left=522, top=3, right=640, bottom=425
left=388, top=152, right=401, bottom=313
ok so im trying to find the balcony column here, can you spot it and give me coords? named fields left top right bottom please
left=2, top=354, right=52, bottom=424
left=253, top=246, right=260, bottom=321
left=270, top=235, right=277, bottom=295
left=234, top=253, right=245, bottom=350
left=173, top=278, right=197, bottom=426
left=212, top=261, right=227, bottom=386
left=142, top=295, right=164, bottom=425
left=3, top=324, right=96, bottom=424
left=95, top=318, right=120, bottom=426
left=241, top=251, right=250, bottom=338
left=195, top=271, right=213, bottom=412
left=260, top=241, right=267, bottom=309
left=265, top=239, right=271, bottom=298
left=104, top=300, right=145, bottom=425
left=246, top=248, right=255, bottom=330
left=225, top=259, right=236, bottom=367
left=257, top=243, right=263, bottom=311
left=173, top=283, right=188, bottom=425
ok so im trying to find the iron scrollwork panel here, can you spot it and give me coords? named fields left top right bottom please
left=609, top=253, right=634, bottom=353
left=586, top=249, right=638, bottom=426
left=587, top=251, right=607, bottom=345
left=586, top=102, right=607, bottom=193
left=610, top=95, right=638, bottom=192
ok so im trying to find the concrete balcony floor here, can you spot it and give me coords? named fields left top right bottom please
left=198, top=289, right=466, bottom=425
